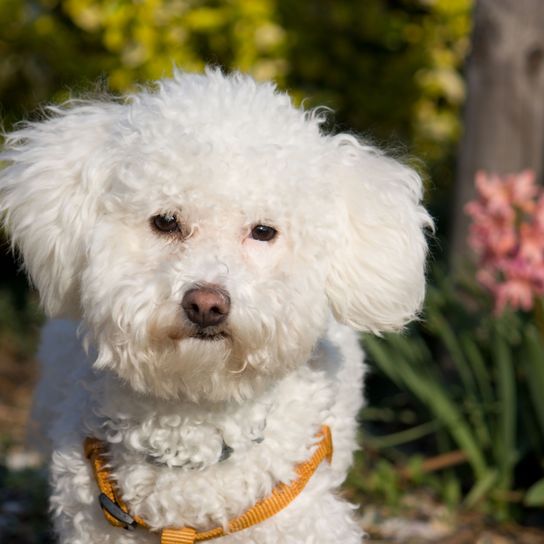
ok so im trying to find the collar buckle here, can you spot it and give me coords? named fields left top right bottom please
left=98, top=493, right=137, bottom=530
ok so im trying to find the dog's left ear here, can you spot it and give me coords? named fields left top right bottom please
left=326, top=135, right=432, bottom=333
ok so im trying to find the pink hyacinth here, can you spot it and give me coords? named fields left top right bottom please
left=465, top=170, right=544, bottom=314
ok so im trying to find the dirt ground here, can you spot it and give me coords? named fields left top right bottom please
left=2, top=346, right=544, bottom=543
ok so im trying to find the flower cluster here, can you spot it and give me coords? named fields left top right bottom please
left=465, top=170, right=544, bottom=314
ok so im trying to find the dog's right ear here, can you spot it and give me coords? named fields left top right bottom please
left=0, top=103, right=120, bottom=317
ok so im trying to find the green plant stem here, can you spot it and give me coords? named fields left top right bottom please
left=365, top=420, right=440, bottom=449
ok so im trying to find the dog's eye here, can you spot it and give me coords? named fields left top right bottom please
left=250, top=225, right=277, bottom=242
left=151, top=214, right=180, bottom=233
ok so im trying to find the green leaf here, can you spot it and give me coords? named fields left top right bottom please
left=461, top=333, right=494, bottom=407
left=523, top=325, right=544, bottom=437
left=494, top=331, right=516, bottom=490
left=365, top=420, right=440, bottom=449
left=427, top=311, right=476, bottom=395
left=464, top=469, right=498, bottom=508
left=365, top=336, right=488, bottom=479
left=525, top=478, right=544, bottom=506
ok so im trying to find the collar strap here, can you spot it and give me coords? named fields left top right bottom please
left=84, top=425, right=333, bottom=544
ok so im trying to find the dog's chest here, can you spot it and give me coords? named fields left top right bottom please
left=103, top=399, right=270, bottom=470
left=86, top=366, right=335, bottom=530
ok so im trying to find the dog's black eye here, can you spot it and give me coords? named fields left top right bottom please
left=151, top=214, right=180, bottom=233
left=251, top=225, right=277, bottom=242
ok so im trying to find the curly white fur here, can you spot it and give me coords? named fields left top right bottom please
left=0, top=68, right=431, bottom=543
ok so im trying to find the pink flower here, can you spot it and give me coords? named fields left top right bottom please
left=519, top=223, right=544, bottom=264
left=495, top=278, right=534, bottom=314
left=474, top=170, right=537, bottom=215
left=509, top=170, right=539, bottom=212
left=535, top=194, right=544, bottom=231
left=465, top=196, right=515, bottom=258
left=465, top=170, right=544, bottom=314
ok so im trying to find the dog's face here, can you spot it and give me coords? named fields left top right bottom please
left=82, top=130, right=337, bottom=401
left=1, top=70, right=431, bottom=402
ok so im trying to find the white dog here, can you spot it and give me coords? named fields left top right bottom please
left=0, top=69, right=430, bottom=544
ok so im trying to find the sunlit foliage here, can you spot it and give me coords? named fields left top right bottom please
left=1, top=0, right=471, bottom=173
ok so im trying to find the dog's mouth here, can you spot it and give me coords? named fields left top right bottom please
left=191, top=330, right=229, bottom=342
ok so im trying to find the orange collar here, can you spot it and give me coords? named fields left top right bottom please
left=84, top=425, right=333, bottom=544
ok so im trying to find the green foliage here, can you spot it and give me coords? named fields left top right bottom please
left=361, top=271, right=544, bottom=520
left=0, top=0, right=288, bottom=124
left=0, top=0, right=108, bottom=124
left=0, top=288, right=43, bottom=355
left=0, top=0, right=472, bottom=181
left=60, top=0, right=287, bottom=89
left=347, top=437, right=463, bottom=511
left=278, top=0, right=472, bottom=170
left=0, top=466, right=52, bottom=543
left=525, top=478, right=544, bottom=507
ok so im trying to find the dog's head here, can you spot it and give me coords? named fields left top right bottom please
left=0, top=69, right=431, bottom=402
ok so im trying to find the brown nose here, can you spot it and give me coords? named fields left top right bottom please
left=181, top=285, right=230, bottom=328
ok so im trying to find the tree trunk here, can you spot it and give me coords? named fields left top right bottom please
left=450, top=0, right=544, bottom=267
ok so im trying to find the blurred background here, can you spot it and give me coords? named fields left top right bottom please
left=1, top=0, right=544, bottom=542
